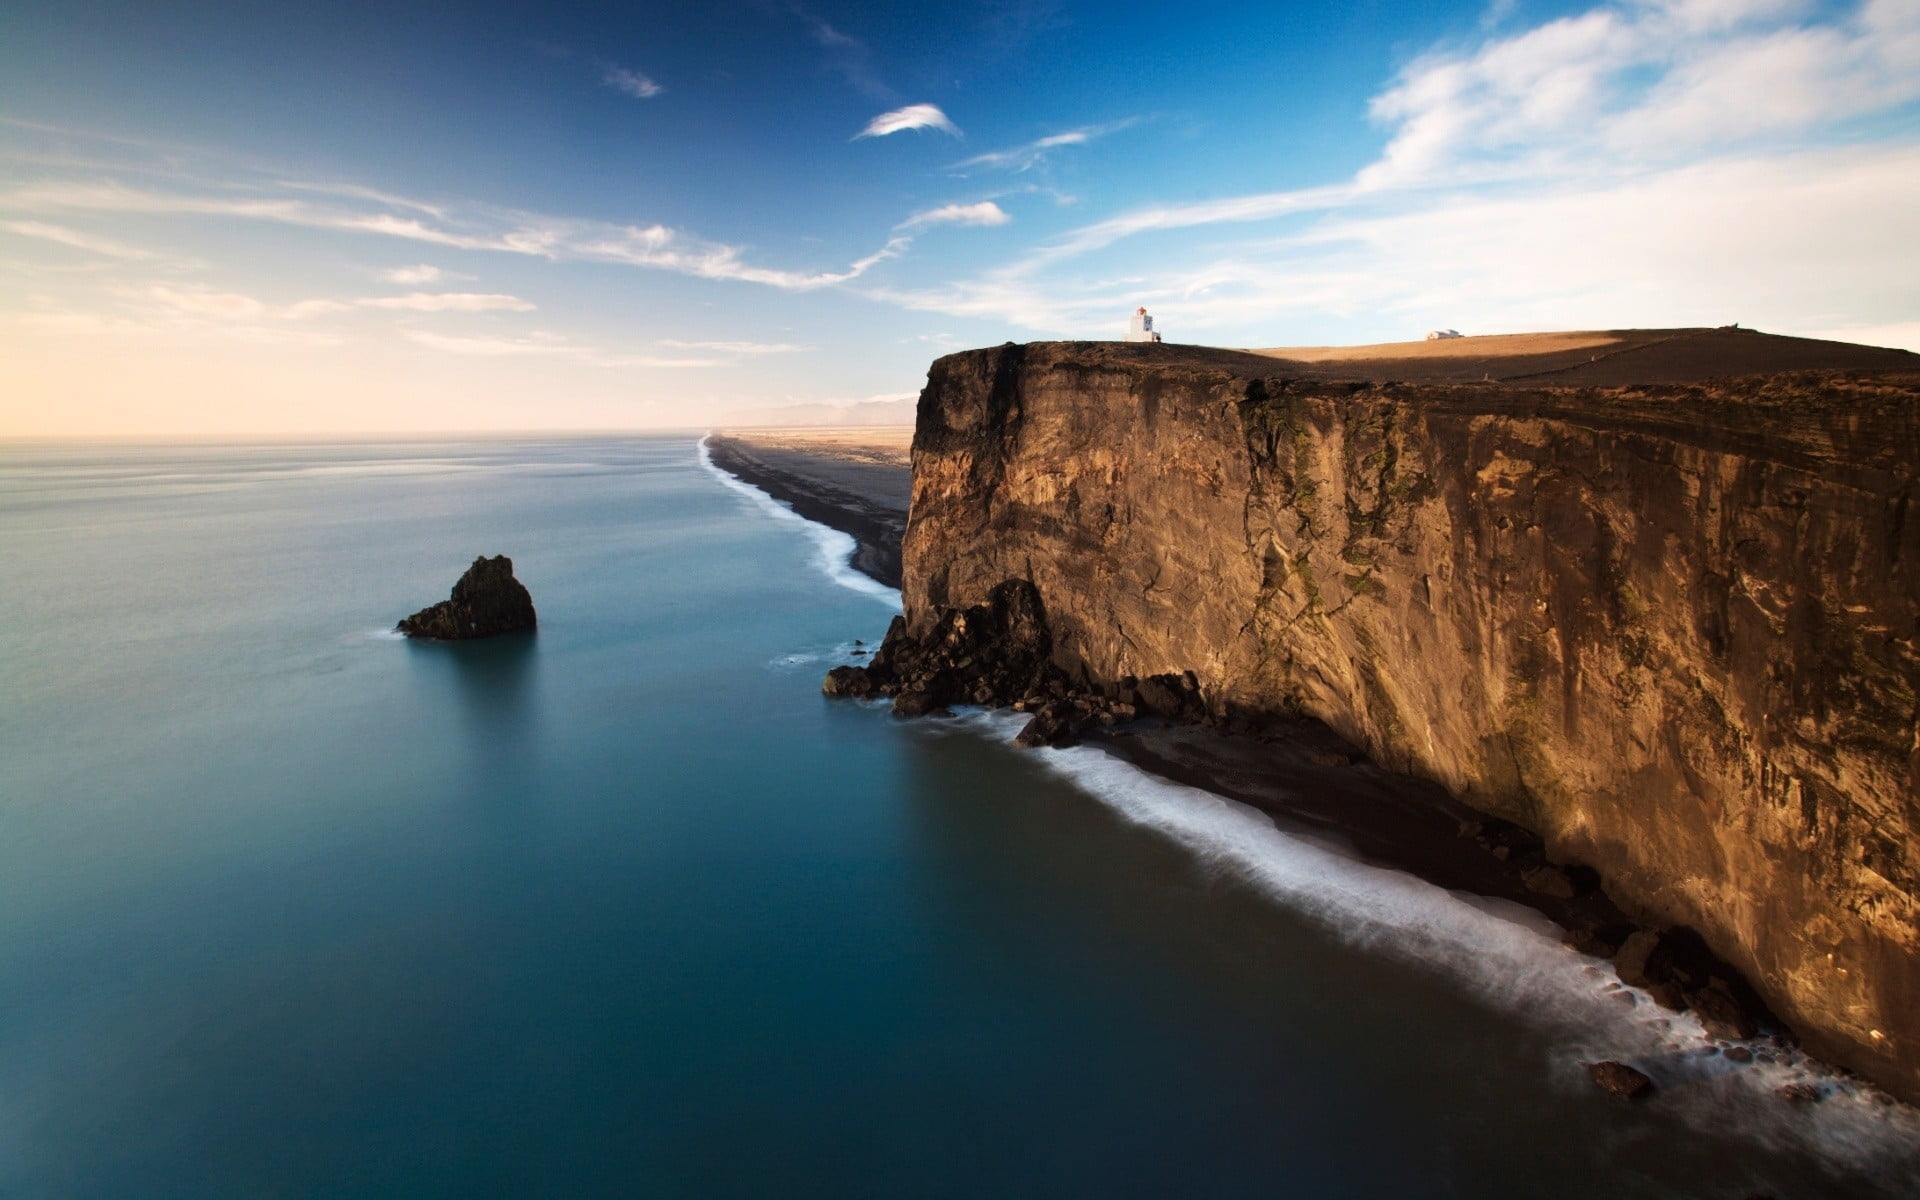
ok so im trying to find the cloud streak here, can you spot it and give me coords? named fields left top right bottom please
left=603, top=66, right=663, bottom=99
left=868, top=0, right=1920, bottom=348
left=380, top=263, right=445, bottom=284
left=0, top=177, right=916, bottom=292
left=403, top=329, right=736, bottom=368
left=949, top=119, right=1138, bottom=172
left=357, top=292, right=535, bottom=312
left=854, top=104, right=961, bottom=139
left=0, top=218, right=153, bottom=258
left=898, top=201, right=1010, bottom=230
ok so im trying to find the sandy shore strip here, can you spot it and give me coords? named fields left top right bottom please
left=705, top=427, right=912, bottom=589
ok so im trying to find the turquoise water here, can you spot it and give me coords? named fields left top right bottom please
left=2, top=436, right=1914, bottom=1198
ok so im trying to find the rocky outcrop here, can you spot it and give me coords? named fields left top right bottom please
left=1586, top=1060, right=1656, bottom=1100
left=398, top=556, right=537, bottom=640
left=886, top=337, right=1920, bottom=1101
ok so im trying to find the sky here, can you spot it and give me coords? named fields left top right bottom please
left=2, top=0, right=1917, bottom=435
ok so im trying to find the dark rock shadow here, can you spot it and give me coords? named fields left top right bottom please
left=407, top=631, right=540, bottom=758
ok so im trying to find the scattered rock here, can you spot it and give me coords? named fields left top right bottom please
left=1725, top=1046, right=1755, bottom=1063
left=1780, top=1082, right=1823, bottom=1104
left=1562, top=920, right=1635, bottom=957
left=822, top=665, right=875, bottom=697
left=1613, top=930, right=1674, bottom=989
left=396, top=555, right=536, bottom=640
left=1015, top=702, right=1076, bottom=748
left=892, top=688, right=940, bottom=718
left=1587, top=1060, right=1655, bottom=1100
left=1522, top=864, right=1577, bottom=899
left=1686, top=978, right=1760, bottom=1041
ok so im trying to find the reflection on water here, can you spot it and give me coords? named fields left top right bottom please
left=415, top=630, right=541, bottom=745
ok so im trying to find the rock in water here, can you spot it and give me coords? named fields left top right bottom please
left=397, top=555, right=537, bottom=640
left=1586, top=1061, right=1655, bottom=1100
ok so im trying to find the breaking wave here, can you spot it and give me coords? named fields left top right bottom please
left=935, top=708, right=1920, bottom=1188
left=696, top=435, right=902, bottom=608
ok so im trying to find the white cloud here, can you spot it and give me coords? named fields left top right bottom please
left=1360, top=0, right=1920, bottom=186
left=873, top=142, right=1920, bottom=344
left=402, top=330, right=571, bottom=356
left=898, top=201, right=1011, bottom=230
left=403, top=329, right=722, bottom=367
left=868, top=0, right=1920, bottom=346
left=142, top=284, right=276, bottom=321
left=0, top=219, right=151, bottom=258
left=949, top=119, right=1139, bottom=172
left=381, top=263, right=443, bottom=284
left=604, top=66, right=663, bottom=99
left=854, top=104, right=961, bottom=139
left=0, top=179, right=913, bottom=292
left=357, top=291, right=535, bottom=312
left=658, top=339, right=809, bottom=355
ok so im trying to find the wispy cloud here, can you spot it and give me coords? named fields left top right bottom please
left=357, top=292, right=535, bottom=312
left=658, top=339, right=809, bottom=355
left=898, top=201, right=1011, bottom=230
left=380, top=263, right=444, bottom=284
left=603, top=66, right=663, bottom=99
left=0, top=178, right=915, bottom=291
left=403, top=329, right=724, bottom=368
left=949, top=119, right=1137, bottom=172
left=1361, top=0, right=1920, bottom=187
left=854, top=104, right=961, bottom=140
left=126, top=283, right=534, bottom=322
left=795, top=9, right=895, bottom=101
left=0, top=218, right=152, bottom=258
left=869, top=0, right=1920, bottom=348
left=142, top=284, right=308, bottom=321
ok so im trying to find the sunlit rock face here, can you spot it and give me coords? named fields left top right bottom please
left=901, top=338, right=1920, bottom=1101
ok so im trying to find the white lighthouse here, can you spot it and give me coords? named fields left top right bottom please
left=1126, top=306, right=1163, bottom=343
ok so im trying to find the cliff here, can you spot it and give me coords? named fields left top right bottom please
left=897, top=331, right=1920, bottom=1101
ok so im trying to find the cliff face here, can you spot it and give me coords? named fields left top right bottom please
left=902, top=338, right=1920, bottom=1100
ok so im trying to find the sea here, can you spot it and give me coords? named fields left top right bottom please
left=2, top=435, right=1915, bottom=1199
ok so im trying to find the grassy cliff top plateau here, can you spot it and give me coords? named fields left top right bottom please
left=957, top=327, right=1913, bottom=388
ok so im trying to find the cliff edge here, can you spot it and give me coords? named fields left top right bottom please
left=898, top=329, right=1920, bottom=1100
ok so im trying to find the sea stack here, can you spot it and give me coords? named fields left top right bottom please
left=397, top=555, right=537, bottom=640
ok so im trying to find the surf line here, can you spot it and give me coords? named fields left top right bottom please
left=696, top=435, right=902, bottom=609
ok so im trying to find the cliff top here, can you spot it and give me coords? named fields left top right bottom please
left=959, top=327, right=1915, bottom=388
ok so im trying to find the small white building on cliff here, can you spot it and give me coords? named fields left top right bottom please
left=1126, top=307, right=1162, bottom=343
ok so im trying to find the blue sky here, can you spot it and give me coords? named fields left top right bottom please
left=3, top=0, right=1917, bottom=433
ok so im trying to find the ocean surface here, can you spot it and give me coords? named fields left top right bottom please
left=2, top=435, right=1915, bottom=1199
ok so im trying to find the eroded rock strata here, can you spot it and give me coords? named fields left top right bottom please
left=843, top=335, right=1920, bottom=1101
left=398, top=555, right=537, bottom=640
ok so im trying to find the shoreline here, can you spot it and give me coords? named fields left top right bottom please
left=701, top=427, right=1774, bottom=1014
left=704, top=430, right=909, bottom=590
left=693, top=424, right=1920, bottom=1126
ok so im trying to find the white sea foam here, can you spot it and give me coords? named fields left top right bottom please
left=935, top=709, right=1920, bottom=1185
left=767, top=641, right=880, bottom=671
left=696, top=435, right=903, bottom=608
left=362, top=628, right=407, bottom=642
